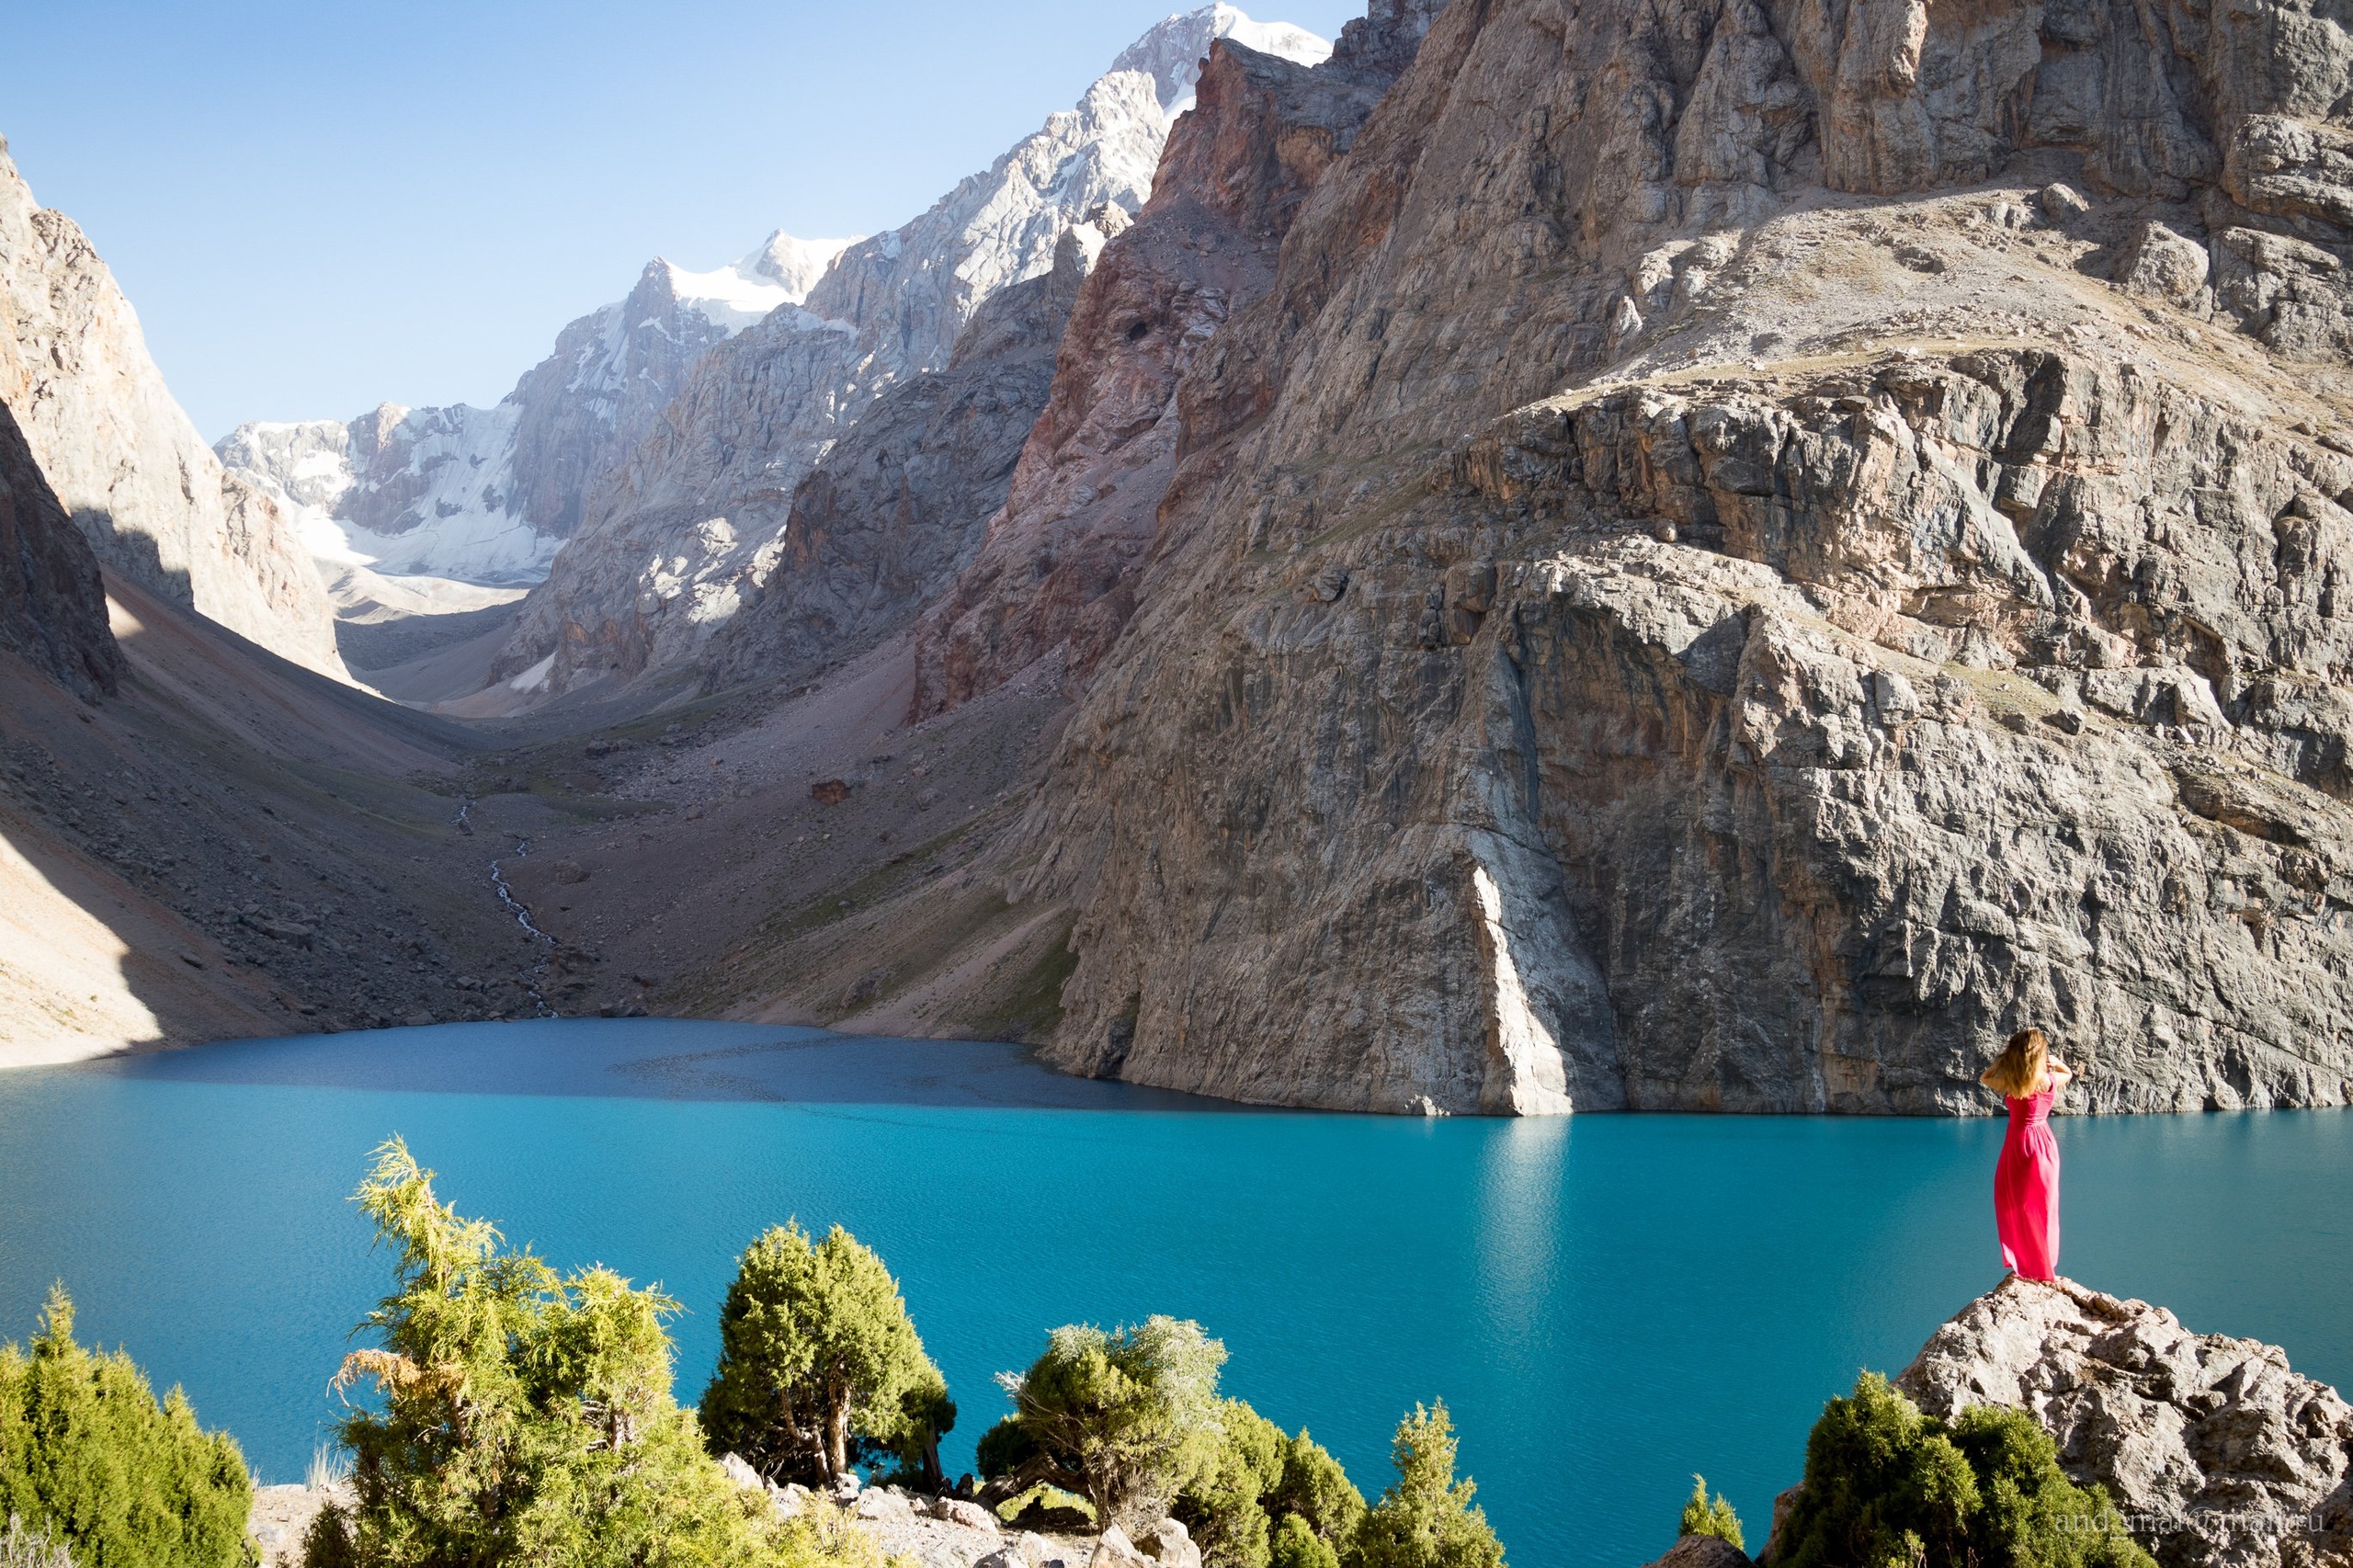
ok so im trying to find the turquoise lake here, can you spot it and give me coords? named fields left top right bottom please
left=1, top=1019, right=2348, bottom=1568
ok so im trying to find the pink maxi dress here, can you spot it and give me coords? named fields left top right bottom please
left=1995, top=1086, right=2060, bottom=1279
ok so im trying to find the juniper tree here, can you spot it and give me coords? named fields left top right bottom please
left=1775, top=1373, right=2151, bottom=1568
left=1174, top=1406, right=1367, bottom=1568
left=1347, top=1403, right=1505, bottom=1568
left=699, top=1222, right=952, bottom=1487
left=0, top=1287, right=250, bottom=1568
left=1678, top=1475, right=1743, bottom=1551
left=984, top=1316, right=1229, bottom=1530
left=309, top=1137, right=824, bottom=1568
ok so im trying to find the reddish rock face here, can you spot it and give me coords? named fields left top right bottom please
left=0, top=396, right=119, bottom=698
left=981, top=0, right=2353, bottom=1116
left=909, top=40, right=1392, bottom=719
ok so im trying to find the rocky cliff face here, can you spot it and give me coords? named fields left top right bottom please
left=996, top=0, right=2353, bottom=1112
left=216, top=234, right=852, bottom=586
left=699, top=234, right=1086, bottom=694
left=0, top=139, right=344, bottom=678
left=0, top=396, right=119, bottom=697
left=909, top=38, right=1390, bottom=717
left=1895, top=1278, right=2352, bottom=1568
left=487, top=6, right=1333, bottom=705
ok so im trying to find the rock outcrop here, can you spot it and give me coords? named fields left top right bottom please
left=1896, top=1278, right=2352, bottom=1568
left=0, top=137, right=344, bottom=677
left=216, top=234, right=853, bottom=585
left=699, top=233, right=1087, bottom=693
left=0, top=396, right=119, bottom=697
left=1639, top=1537, right=1753, bottom=1568
left=995, top=0, right=2353, bottom=1112
left=487, top=6, right=1333, bottom=705
left=909, top=37, right=1390, bottom=716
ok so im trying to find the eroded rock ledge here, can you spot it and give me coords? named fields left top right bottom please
left=1891, top=1278, right=2353, bottom=1568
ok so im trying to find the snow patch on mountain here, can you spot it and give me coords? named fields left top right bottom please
left=218, top=231, right=853, bottom=590
left=1117, top=4, right=1332, bottom=114
left=663, top=232, right=858, bottom=333
left=220, top=404, right=547, bottom=585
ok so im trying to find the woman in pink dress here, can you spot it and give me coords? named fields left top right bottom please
left=1981, top=1028, right=2073, bottom=1281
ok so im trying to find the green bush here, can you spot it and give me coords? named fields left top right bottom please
left=308, top=1137, right=845, bottom=1568
left=1271, top=1513, right=1340, bottom=1568
left=975, top=1415, right=1039, bottom=1483
left=1268, top=1431, right=1364, bottom=1550
left=1679, top=1474, right=1744, bottom=1551
left=1174, top=1399, right=1285, bottom=1568
left=0, top=1287, right=251, bottom=1568
left=1347, top=1403, right=1505, bottom=1568
left=1775, top=1373, right=2153, bottom=1568
left=993, top=1316, right=1229, bottom=1529
left=698, top=1222, right=952, bottom=1488
left=1173, top=1411, right=1368, bottom=1568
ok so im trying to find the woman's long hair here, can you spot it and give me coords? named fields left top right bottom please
left=1980, top=1028, right=2050, bottom=1097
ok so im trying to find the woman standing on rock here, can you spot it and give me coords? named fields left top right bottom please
left=1982, top=1027, right=2072, bottom=1282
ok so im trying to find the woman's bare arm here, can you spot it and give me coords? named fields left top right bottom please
left=2045, top=1060, right=2075, bottom=1089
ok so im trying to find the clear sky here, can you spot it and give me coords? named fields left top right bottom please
left=5, top=0, right=1365, bottom=441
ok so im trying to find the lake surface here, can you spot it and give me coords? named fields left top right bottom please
left=1, top=1020, right=2347, bottom=1568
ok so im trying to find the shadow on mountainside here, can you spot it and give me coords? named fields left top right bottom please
left=93, top=1014, right=1242, bottom=1110
left=0, top=573, right=564, bottom=1066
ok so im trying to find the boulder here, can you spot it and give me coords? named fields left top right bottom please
left=1896, top=1277, right=2353, bottom=1568
left=936, top=1497, right=1004, bottom=1534
left=981, top=1533, right=1069, bottom=1568
left=855, top=1486, right=915, bottom=1522
left=717, top=1451, right=763, bottom=1491
left=1139, top=1517, right=1203, bottom=1568
left=2118, top=222, right=2212, bottom=308
left=1090, top=1524, right=1158, bottom=1568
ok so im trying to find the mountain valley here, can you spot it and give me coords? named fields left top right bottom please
left=8, top=0, right=2353, bottom=1119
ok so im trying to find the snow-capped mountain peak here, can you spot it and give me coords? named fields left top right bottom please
left=1113, top=4, right=1334, bottom=114
left=661, top=231, right=860, bottom=333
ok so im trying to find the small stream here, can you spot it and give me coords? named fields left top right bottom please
left=459, top=797, right=556, bottom=1017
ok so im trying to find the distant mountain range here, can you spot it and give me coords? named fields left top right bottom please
left=216, top=4, right=1330, bottom=707
left=214, top=233, right=857, bottom=588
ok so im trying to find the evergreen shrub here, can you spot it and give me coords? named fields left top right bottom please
left=1775, top=1373, right=2154, bottom=1568
left=1679, top=1475, right=1744, bottom=1551
left=0, top=1288, right=251, bottom=1568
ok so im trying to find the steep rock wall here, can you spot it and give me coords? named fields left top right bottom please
left=909, top=40, right=1392, bottom=717
left=0, top=395, right=119, bottom=697
left=0, top=140, right=343, bottom=677
left=1008, top=0, right=2353, bottom=1112
left=699, top=237, right=1086, bottom=692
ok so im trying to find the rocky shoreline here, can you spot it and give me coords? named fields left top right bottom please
left=248, top=1470, right=1192, bottom=1568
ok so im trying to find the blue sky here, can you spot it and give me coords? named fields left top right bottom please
left=5, top=0, right=1363, bottom=440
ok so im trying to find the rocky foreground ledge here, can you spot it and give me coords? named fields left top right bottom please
left=1887, top=1278, right=2353, bottom=1568
left=1641, top=1278, right=2353, bottom=1568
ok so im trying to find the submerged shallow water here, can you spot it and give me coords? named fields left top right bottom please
left=1, top=1019, right=2347, bottom=1568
